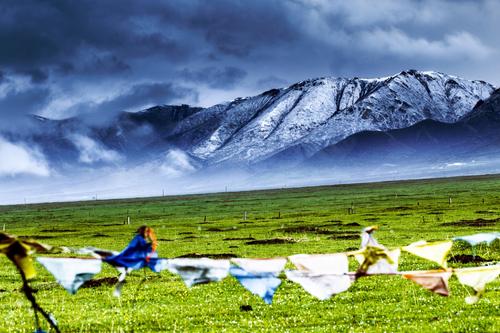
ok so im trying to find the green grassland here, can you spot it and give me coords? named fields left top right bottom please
left=0, top=174, right=499, bottom=332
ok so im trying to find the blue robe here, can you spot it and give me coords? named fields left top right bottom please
left=104, top=235, right=161, bottom=271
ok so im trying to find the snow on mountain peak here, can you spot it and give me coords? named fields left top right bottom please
left=173, top=70, right=494, bottom=165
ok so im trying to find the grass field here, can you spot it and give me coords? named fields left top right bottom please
left=0, top=174, right=499, bottom=332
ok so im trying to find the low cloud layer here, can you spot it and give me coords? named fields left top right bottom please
left=0, top=79, right=51, bottom=129
left=70, top=134, right=122, bottom=164
left=360, top=29, right=492, bottom=60
left=2, top=153, right=499, bottom=205
left=0, top=136, right=50, bottom=177
left=66, top=82, right=198, bottom=122
left=158, top=149, right=198, bottom=177
left=178, top=66, right=247, bottom=89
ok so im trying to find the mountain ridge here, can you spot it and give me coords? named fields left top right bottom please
left=175, top=69, right=493, bottom=165
left=0, top=70, right=496, bottom=175
left=308, top=88, right=500, bottom=168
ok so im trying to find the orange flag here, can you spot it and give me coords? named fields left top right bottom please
left=402, top=270, right=452, bottom=296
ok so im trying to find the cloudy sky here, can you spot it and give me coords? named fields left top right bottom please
left=1, top=0, right=498, bottom=122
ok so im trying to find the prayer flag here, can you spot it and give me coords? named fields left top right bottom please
left=166, top=258, right=230, bottom=287
left=37, top=257, right=102, bottom=294
left=354, top=247, right=400, bottom=275
left=402, top=241, right=452, bottom=268
left=0, top=233, right=52, bottom=279
left=454, top=265, right=500, bottom=304
left=402, top=270, right=452, bottom=296
left=288, top=253, right=348, bottom=274
left=285, top=271, right=352, bottom=300
left=453, top=233, right=500, bottom=247
left=230, top=258, right=286, bottom=304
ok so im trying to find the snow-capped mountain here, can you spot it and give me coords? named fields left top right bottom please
left=167, top=70, right=494, bottom=165
left=308, top=87, right=500, bottom=168
left=0, top=70, right=495, bottom=174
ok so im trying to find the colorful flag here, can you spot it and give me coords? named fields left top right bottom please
left=37, top=257, right=102, bottom=294
left=402, top=241, right=452, bottom=268
left=285, top=271, right=352, bottom=300
left=453, top=233, right=500, bottom=247
left=166, top=258, right=230, bottom=287
left=360, top=226, right=380, bottom=248
left=454, top=265, right=500, bottom=304
left=0, top=233, right=52, bottom=279
left=288, top=253, right=348, bottom=274
left=286, top=253, right=351, bottom=300
left=402, top=270, right=452, bottom=296
left=354, top=247, right=400, bottom=275
left=230, top=258, right=287, bottom=304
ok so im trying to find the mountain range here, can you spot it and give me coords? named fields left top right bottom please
left=1, top=69, right=499, bottom=202
left=310, top=86, right=500, bottom=167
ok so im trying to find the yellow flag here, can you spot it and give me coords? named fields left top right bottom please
left=402, top=241, right=452, bottom=268
left=454, top=265, right=500, bottom=303
left=0, top=233, right=52, bottom=280
left=354, top=247, right=400, bottom=275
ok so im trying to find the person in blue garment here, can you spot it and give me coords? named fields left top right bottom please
left=104, top=225, right=158, bottom=270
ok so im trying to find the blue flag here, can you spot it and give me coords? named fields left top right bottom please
left=229, top=265, right=282, bottom=304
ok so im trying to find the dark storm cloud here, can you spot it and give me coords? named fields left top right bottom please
left=0, top=1, right=192, bottom=75
left=165, top=0, right=298, bottom=57
left=179, top=66, right=247, bottom=89
left=0, top=85, right=52, bottom=130
left=70, top=82, right=198, bottom=125
left=0, top=0, right=298, bottom=80
left=96, top=82, right=199, bottom=112
left=0, top=87, right=51, bottom=116
left=286, top=0, right=499, bottom=80
left=20, top=68, right=49, bottom=84
left=255, top=76, right=290, bottom=90
left=81, top=55, right=131, bottom=75
left=0, top=0, right=498, bottom=123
